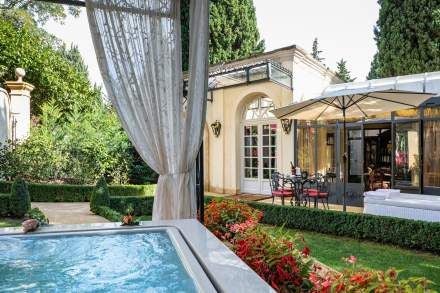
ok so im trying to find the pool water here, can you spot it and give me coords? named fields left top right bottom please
left=0, top=230, right=197, bottom=292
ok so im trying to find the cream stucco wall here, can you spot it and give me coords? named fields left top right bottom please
left=205, top=81, right=293, bottom=194
left=0, top=88, right=10, bottom=144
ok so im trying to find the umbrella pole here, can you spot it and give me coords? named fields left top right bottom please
left=342, top=108, right=347, bottom=212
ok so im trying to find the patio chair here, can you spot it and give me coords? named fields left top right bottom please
left=269, top=172, right=294, bottom=206
left=303, top=176, right=330, bottom=209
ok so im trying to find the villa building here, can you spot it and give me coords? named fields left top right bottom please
left=202, top=45, right=440, bottom=205
left=202, top=45, right=341, bottom=195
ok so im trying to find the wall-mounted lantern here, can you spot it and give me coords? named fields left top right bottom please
left=280, top=118, right=292, bottom=134
left=210, top=120, right=221, bottom=137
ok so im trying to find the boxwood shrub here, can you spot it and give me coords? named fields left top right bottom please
left=9, top=178, right=31, bottom=218
left=0, top=194, right=10, bottom=216
left=248, top=202, right=440, bottom=254
left=109, top=196, right=154, bottom=216
left=94, top=206, right=122, bottom=222
left=0, top=181, right=155, bottom=202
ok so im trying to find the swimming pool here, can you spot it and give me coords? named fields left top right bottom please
left=0, top=227, right=215, bottom=292
left=0, top=220, right=274, bottom=292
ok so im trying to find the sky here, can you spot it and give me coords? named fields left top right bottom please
left=44, top=0, right=380, bottom=88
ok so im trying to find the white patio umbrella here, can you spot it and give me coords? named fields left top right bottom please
left=272, top=89, right=435, bottom=211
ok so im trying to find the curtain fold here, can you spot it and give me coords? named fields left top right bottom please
left=86, top=0, right=209, bottom=220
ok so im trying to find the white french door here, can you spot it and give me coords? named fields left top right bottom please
left=242, top=123, right=278, bottom=194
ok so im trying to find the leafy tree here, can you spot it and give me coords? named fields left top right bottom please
left=9, top=177, right=31, bottom=218
left=181, top=0, right=264, bottom=70
left=368, top=0, right=440, bottom=79
left=0, top=102, right=133, bottom=184
left=0, top=10, right=101, bottom=116
left=335, top=59, right=356, bottom=83
left=311, top=38, right=324, bottom=62
left=1, top=0, right=80, bottom=24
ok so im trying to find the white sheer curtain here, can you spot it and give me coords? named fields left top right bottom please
left=86, top=0, right=209, bottom=220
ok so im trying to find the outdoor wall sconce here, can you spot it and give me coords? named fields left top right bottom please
left=211, top=120, right=222, bottom=137
left=280, top=119, right=292, bottom=134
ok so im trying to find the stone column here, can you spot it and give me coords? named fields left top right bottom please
left=4, top=68, right=34, bottom=142
left=0, top=87, right=10, bottom=144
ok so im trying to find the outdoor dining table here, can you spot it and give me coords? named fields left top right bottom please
left=284, top=175, right=319, bottom=207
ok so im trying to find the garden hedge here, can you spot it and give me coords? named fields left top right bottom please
left=94, top=206, right=122, bottom=222
left=248, top=202, right=440, bottom=254
left=0, top=194, right=10, bottom=216
left=0, top=181, right=155, bottom=202
left=109, top=196, right=154, bottom=216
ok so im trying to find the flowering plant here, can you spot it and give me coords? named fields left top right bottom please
left=309, top=256, right=434, bottom=292
left=234, top=227, right=313, bottom=292
left=204, top=199, right=263, bottom=240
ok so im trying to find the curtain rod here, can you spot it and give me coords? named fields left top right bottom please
left=34, top=0, right=174, bottom=17
left=35, top=0, right=86, bottom=7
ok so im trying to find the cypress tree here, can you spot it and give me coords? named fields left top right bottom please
left=9, top=177, right=31, bottom=218
left=311, top=38, right=325, bottom=62
left=336, top=59, right=356, bottom=83
left=368, top=0, right=440, bottom=79
left=181, top=0, right=265, bottom=70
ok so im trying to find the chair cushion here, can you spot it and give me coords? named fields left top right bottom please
left=272, top=190, right=293, bottom=197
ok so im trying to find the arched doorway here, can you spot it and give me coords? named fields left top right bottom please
left=241, top=97, right=278, bottom=194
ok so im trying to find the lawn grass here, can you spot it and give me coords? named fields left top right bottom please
left=265, top=225, right=440, bottom=290
left=0, top=218, right=21, bottom=228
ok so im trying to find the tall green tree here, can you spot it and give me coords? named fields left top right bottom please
left=368, top=1, right=440, bottom=79
left=336, top=59, right=356, bottom=83
left=1, top=0, right=80, bottom=24
left=181, top=0, right=265, bottom=70
left=311, top=37, right=324, bottom=62
left=0, top=10, right=101, bottom=116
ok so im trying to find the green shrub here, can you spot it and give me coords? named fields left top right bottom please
left=248, top=202, right=440, bottom=254
left=90, top=177, right=110, bottom=213
left=109, top=196, right=154, bottom=216
left=0, top=181, right=154, bottom=202
left=0, top=194, right=10, bottom=216
left=94, top=206, right=122, bottom=222
left=9, top=178, right=31, bottom=218
left=26, top=207, right=49, bottom=225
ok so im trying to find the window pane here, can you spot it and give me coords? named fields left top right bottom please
left=263, top=124, right=269, bottom=135
left=263, top=136, right=269, bottom=146
left=270, top=124, right=277, bottom=134
left=270, top=136, right=276, bottom=146
left=395, top=122, right=420, bottom=188
left=424, top=120, right=440, bottom=188
left=263, top=169, right=270, bottom=179
left=252, top=147, right=258, bottom=157
left=252, top=158, right=258, bottom=168
left=244, top=137, right=250, bottom=146
left=244, top=147, right=250, bottom=157
left=263, top=158, right=269, bottom=168
left=271, top=158, right=276, bottom=168
left=270, top=147, right=276, bottom=157
left=252, top=137, right=258, bottom=146
left=252, top=168, right=258, bottom=178
left=244, top=158, right=251, bottom=168
left=251, top=126, right=258, bottom=135
left=262, top=147, right=269, bottom=157
left=244, top=126, right=250, bottom=136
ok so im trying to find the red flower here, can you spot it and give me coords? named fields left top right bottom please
left=301, top=246, right=311, bottom=257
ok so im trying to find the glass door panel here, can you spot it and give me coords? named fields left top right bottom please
left=243, top=125, right=258, bottom=179
left=424, top=120, right=440, bottom=189
left=262, top=124, right=277, bottom=179
left=395, top=122, right=420, bottom=188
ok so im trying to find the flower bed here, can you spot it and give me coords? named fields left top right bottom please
left=204, top=199, right=434, bottom=292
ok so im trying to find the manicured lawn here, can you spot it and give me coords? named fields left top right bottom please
left=265, top=225, right=440, bottom=290
left=0, top=218, right=21, bottom=228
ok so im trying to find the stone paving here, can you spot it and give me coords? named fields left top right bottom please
left=32, top=202, right=108, bottom=224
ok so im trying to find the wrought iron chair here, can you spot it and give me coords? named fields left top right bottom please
left=269, top=172, right=294, bottom=206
